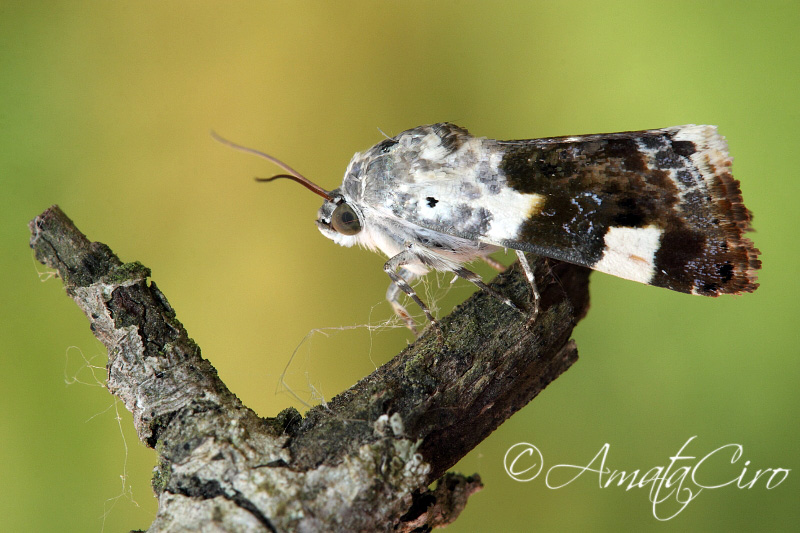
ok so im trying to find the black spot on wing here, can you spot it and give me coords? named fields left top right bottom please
left=670, top=140, right=695, bottom=158
left=719, top=262, right=734, bottom=283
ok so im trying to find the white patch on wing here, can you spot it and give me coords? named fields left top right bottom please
left=478, top=149, right=546, bottom=242
left=593, top=225, right=663, bottom=283
left=484, top=191, right=545, bottom=241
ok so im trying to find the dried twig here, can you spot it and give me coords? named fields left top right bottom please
left=29, top=205, right=590, bottom=532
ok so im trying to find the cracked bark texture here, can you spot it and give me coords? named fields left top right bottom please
left=30, top=205, right=591, bottom=532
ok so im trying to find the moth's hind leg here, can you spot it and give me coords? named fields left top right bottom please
left=451, top=266, right=521, bottom=313
left=515, top=250, right=541, bottom=324
left=385, top=267, right=419, bottom=333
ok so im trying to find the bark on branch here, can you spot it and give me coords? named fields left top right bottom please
left=29, top=205, right=590, bottom=532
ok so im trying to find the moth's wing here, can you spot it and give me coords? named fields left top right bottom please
left=384, top=126, right=760, bottom=296
left=496, top=126, right=761, bottom=295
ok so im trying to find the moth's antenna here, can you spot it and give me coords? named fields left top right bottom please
left=211, top=131, right=333, bottom=201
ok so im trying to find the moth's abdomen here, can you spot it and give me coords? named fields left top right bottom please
left=496, top=125, right=760, bottom=296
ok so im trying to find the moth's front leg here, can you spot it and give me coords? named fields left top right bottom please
left=383, top=246, right=443, bottom=342
left=385, top=267, right=419, bottom=333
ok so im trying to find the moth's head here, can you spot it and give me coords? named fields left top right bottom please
left=315, top=192, right=364, bottom=247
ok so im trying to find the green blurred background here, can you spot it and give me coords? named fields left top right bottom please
left=2, top=1, right=797, bottom=531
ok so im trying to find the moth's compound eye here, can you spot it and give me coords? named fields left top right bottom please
left=330, top=203, right=362, bottom=235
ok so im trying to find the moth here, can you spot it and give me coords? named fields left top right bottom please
left=215, top=123, right=760, bottom=336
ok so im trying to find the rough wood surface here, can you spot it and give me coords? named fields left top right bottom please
left=30, top=205, right=591, bottom=532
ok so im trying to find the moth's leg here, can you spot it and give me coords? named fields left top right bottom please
left=385, top=267, right=419, bottom=333
left=451, top=265, right=520, bottom=312
left=384, top=250, right=443, bottom=342
left=483, top=255, right=507, bottom=273
left=515, top=249, right=541, bottom=323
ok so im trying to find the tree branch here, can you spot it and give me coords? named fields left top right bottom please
left=30, top=205, right=590, bottom=532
